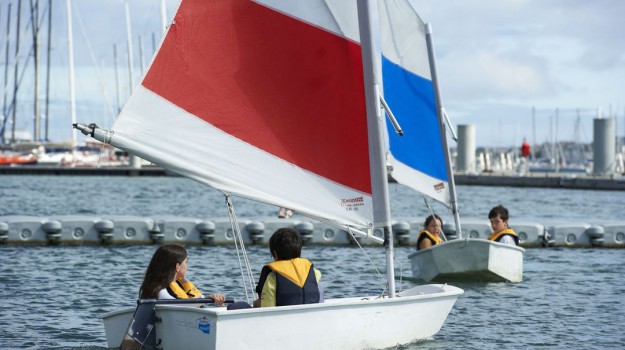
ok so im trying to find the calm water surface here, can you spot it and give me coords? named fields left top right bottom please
left=1, top=175, right=624, bottom=349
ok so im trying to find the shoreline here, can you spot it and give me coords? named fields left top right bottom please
left=454, top=173, right=625, bottom=191
left=1, top=165, right=624, bottom=191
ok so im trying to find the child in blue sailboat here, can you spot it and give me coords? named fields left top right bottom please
left=254, top=227, right=323, bottom=307
left=487, top=205, right=520, bottom=246
left=416, top=214, right=444, bottom=250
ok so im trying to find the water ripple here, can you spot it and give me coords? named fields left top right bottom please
left=1, top=177, right=625, bottom=349
left=1, top=246, right=624, bottom=349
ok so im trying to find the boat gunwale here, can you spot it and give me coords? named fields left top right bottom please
left=100, top=284, right=464, bottom=320
left=407, top=238, right=525, bottom=259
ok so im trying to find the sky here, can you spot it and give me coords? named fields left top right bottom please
left=411, top=0, right=625, bottom=148
left=0, top=0, right=624, bottom=148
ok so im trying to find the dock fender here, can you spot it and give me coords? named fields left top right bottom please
left=0, top=221, right=8, bottom=242
left=95, top=220, right=115, bottom=243
left=196, top=221, right=216, bottom=244
left=246, top=222, right=265, bottom=244
left=392, top=221, right=411, bottom=245
left=42, top=220, right=62, bottom=244
left=586, top=226, right=605, bottom=247
left=295, top=222, right=314, bottom=244
left=442, top=223, right=457, bottom=240
left=148, top=221, right=164, bottom=244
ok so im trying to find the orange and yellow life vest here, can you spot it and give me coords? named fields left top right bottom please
left=487, top=228, right=520, bottom=246
left=166, top=279, right=202, bottom=299
left=416, top=230, right=443, bottom=250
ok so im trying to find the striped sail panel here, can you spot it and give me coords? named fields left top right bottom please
left=379, top=0, right=450, bottom=205
left=111, top=0, right=373, bottom=228
left=255, top=0, right=360, bottom=42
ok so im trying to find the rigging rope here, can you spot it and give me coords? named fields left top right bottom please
left=346, top=227, right=388, bottom=298
left=223, top=193, right=257, bottom=303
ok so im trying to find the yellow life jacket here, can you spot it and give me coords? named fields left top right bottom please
left=167, top=279, right=202, bottom=299
left=417, top=230, right=443, bottom=250
left=267, top=258, right=313, bottom=288
left=487, top=228, right=519, bottom=245
left=262, top=258, right=320, bottom=306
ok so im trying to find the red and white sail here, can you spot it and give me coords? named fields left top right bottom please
left=110, top=0, right=374, bottom=229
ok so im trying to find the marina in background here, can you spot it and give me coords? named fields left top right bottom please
left=2, top=115, right=624, bottom=190
left=2, top=119, right=625, bottom=191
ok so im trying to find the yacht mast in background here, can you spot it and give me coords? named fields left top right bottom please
left=44, top=0, right=52, bottom=141
left=29, top=0, right=40, bottom=141
left=2, top=3, right=13, bottom=144
left=65, top=0, right=76, bottom=149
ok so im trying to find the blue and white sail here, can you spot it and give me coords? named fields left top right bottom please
left=378, top=0, right=450, bottom=205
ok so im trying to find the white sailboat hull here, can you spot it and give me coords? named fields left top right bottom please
left=102, top=284, right=462, bottom=349
left=408, top=239, right=524, bottom=283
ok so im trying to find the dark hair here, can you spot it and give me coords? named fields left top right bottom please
left=424, top=214, right=443, bottom=228
left=139, top=244, right=187, bottom=299
left=488, top=205, right=509, bottom=221
left=269, top=227, right=302, bottom=260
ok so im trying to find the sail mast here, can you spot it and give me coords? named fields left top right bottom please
left=357, top=0, right=396, bottom=297
left=425, top=23, right=462, bottom=237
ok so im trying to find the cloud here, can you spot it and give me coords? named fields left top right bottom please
left=441, top=49, right=556, bottom=101
left=412, top=2, right=624, bottom=98
left=5, top=0, right=622, bottom=147
left=535, top=0, right=625, bottom=71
